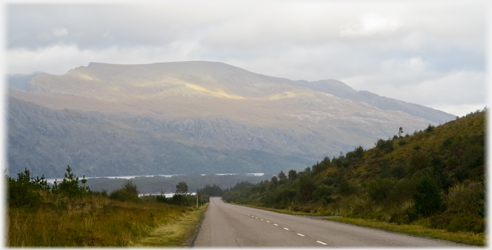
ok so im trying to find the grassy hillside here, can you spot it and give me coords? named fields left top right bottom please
left=223, top=109, right=486, bottom=245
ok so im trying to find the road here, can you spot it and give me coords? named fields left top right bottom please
left=193, top=197, right=467, bottom=247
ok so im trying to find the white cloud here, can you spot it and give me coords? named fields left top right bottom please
left=340, top=13, right=400, bottom=37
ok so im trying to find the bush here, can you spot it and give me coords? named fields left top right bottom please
left=277, top=188, right=298, bottom=205
left=408, top=151, right=430, bottom=173
left=367, top=178, right=396, bottom=201
left=53, top=166, right=89, bottom=198
left=321, top=177, right=336, bottom=186
left=312, top=185, right=335, bottom=203
left=446, top=182, right=482, bottom=214
left=376, top=138, right=394, bottom=153
left=413, top=177, right=445, bottom=218
left=288, top=170, right=297, bottom=180
left=297, top=177, right=317, bottom=202
left=442, top=137, right=453, bottom=147
left=109, top=181, right=140, bottom=202
left=425, top=124, right=435, bottom=133
left=7, top=169, right=45, bottom=210
left=337, top=178, right=357, bottom=196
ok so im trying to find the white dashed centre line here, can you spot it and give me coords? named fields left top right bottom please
left=266, top=221, right=270, bottom=223
left=297, top=233, right=305, bottom=237
left=283, top=227, right=289, bottom=231
left=273, top=224, right=278, bottom=226
left=317, top=241, right=327, bottom=245
left=261, top=219, right=264, bottom=221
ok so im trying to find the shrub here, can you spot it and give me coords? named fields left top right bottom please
left=425, top=124, right=435, bottom=133
left=312, top=185, right=335, bottom=203
left=375, top=138, right=394, bottom=153
left=288, top=170, right=297, bottom=180
left=446, top=182, right=482, bottom=214
left=413, top=177, right=445, bottom=218
left=109, top=181, right=139, bottom=202
left=7, top=169, right=45, bottom=210
left=337, top=178, right=357, bottom=196
left=297, top=177, right=317, bottom=202
left=408, top=151, right=430, bottom=173
left=387, top=178, right=418, bottom=204
left=367, top=178, right=396, bottom=201
left=389, top=165, right=408, bottom=180
left=321, top=176, right=336, bottom=186
left=442, top=137, right=453, bottom=147
left=447, top=214, right=484, bottom=233
left=53, top=165, right=89, bottom=198
left=277, top=188, right=298, bottom=205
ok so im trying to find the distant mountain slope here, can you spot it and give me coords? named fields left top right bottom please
left=290, top=79, right=454, bottom=124
left=8, top=61, right=455, bottom=178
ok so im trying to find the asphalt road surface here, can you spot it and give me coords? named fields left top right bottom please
left=193, top=197, right=467, bottom=247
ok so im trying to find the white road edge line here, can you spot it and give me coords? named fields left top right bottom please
left=297, top=233, right=305, bottom=237
left=317, top=241, right=327, bottom=245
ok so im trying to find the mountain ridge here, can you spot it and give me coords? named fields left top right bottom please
left=8, top=61, right=455, bottom=178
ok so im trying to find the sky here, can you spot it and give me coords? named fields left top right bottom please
left=3, top=0, right=490, bottom=117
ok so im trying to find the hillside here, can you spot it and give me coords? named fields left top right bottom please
left=223, top=109, right=486, bottom=238
left=8, top=61, right=455, bottom=178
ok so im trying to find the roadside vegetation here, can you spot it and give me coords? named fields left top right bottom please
left=7, top=166, right=208, bottom=247
left=222, top=108, right=487, bottom=246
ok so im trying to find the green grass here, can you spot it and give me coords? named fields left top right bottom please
left=328, top=217, right=485, bottom=246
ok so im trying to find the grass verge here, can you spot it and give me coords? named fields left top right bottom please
left=327, top=217, right=485, bottom=246
left=131, top=203, right=208, bottom=247
left=227, top=202, right=333, bottom=216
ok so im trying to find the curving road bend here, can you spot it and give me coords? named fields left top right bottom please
left=193, top=197, right=468, bottom=247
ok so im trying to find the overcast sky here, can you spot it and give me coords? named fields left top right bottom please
left=4, top=1, right=490, bottom=117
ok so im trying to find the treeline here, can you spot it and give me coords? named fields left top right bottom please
left=84, top=173, right=267, bottom=194
left=223, top=108, right=486, bottom=234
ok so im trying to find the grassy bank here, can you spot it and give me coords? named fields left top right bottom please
left=132, top=203, right=208, bottom=247
left=233, top=202, right=334, bottom=216
left=7, top=193, right=207, bottom=247
left=328, top=217, right=485, bottom=246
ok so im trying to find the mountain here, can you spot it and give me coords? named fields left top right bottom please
left=7, top=72, right=45, bottom=90
left=7, top=61, right=455, bottom=178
